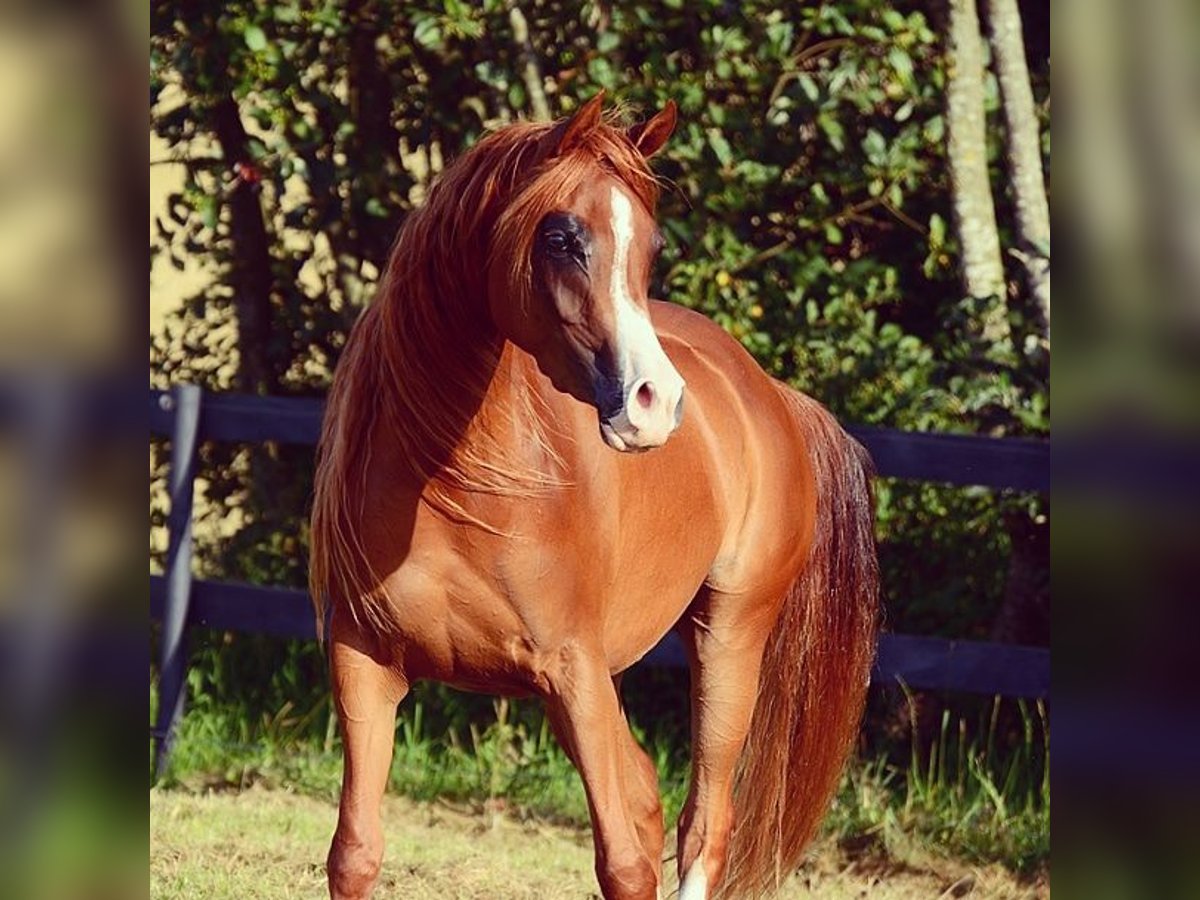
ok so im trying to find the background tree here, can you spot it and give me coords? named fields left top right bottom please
left=984, top=0, right=1050, bottom=333
left=943, top=0, right=1007, bottom=339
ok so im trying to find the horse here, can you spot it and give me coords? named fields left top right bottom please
left=310, top=93, right=879, bottom=900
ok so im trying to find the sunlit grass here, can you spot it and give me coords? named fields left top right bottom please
left=155, top=689, right=1048, bottom=877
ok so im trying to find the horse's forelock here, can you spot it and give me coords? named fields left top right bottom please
left=486, top=121, right=663, bottom=311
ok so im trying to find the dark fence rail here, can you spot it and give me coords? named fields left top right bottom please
left=149, top=386, right=1051, bottom=776
left=149, top=388, right=1051, bottom=491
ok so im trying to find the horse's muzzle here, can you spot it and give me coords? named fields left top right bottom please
left=598, top=378, right=685, bottom=452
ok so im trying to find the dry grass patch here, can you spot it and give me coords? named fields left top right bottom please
left=151, top=788, right=1046, bottom=899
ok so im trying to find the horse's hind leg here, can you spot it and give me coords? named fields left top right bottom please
left=544, top=647, right=660, bottom=900
left=326, top=611, right=408, bottom=900
left=675, top=593, right=774, bottom=900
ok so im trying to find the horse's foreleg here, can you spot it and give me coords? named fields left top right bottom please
left=676, top=609, right=771, bottom=900
left=326, top=614, right=408, bottom=900
left=613, top=676, right=666, bottom=888
left=544, top=649, right=660, bottom=900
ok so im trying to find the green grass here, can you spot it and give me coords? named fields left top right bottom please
left=160, top=695, right=690, bottom=827
left=155, top=689, right=1048, bottom=878
left=828, top=693, right=1049, bottom=875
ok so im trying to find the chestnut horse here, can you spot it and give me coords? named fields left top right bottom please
left=310, top=94, right=878, bottom=900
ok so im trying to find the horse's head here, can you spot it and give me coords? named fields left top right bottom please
left=488, top=95, right=685, bottom=453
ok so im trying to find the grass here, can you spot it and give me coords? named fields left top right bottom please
left=828, top=692, right=1050, bottom=876
left=162, top=695, right=691, bottom=827
left=154, top=688, right=1049, bottom=884
left=151, top=787, right=600, bottom=900
left=151, top=788, right=1046, bottom=899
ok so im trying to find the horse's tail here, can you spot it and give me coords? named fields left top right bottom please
left=722, top=386, right=879, bottom=898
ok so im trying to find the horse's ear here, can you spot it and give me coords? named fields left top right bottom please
left=556, top=90, right=606, bottom=154
left=627, top=100, right=677, bottom=158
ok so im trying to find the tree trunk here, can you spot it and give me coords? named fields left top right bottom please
left=173, top=3, right=278, bottom=395
left=507, top=1, right=551, bottom=121
left=1131, top=0, right=1200, bottom=331
left=945, top=0, right=1008, bottom=341
left=349, top=1, right=408, bottom=267
left=992, top=507, right=1050, bottom=646
left=983, top=0, right=1050, bottom=335
left=210, top=94, right=277, bottom=395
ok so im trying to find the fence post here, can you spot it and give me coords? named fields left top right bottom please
left=152, top=384, right=201, bottom=780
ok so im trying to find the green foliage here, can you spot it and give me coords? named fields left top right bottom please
left=157, top=683, right=689, bottom=830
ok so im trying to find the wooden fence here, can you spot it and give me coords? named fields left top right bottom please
left=149, top=385, right=1050, bottom=777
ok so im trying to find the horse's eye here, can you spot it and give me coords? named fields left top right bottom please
left=545, top=231, right=571, bottom=255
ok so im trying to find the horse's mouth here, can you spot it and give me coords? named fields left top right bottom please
left=598, top=418, right=630, bottom=452
left=592, top=367, right=684, bottom=453
left=598, top=417, right=657, bottom=453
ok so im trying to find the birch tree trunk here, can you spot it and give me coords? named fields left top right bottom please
left=945, top=0, right=1009, bottom=343
left=983, top=0, right=1051, bottom=334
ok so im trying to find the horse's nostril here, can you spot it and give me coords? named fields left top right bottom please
left=635, top=380, right=655, bottom=409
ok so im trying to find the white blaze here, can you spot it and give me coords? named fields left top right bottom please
left=608, top=186, right=664, bottom=382
left=601, top=185, right=685, bottom=449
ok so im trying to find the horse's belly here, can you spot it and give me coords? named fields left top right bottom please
left=600, top=577, right=704, bottom=673
left=596, top=525, right=718, bottom=673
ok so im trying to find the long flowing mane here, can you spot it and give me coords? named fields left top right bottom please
left=310, top=112, right=661, bottom=637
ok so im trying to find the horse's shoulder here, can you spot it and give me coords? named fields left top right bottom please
left=649, top=301, right=781, bottom=406
left=647, top=299, right=724, bottom=341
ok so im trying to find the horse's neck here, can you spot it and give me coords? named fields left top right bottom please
left=469, top=342, right=546, bottom=448
left=378, top=292, right=554, bottom=490
left=455, top=341, right=568, bottom=494
left=399, top=296, right=505, bottom=426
